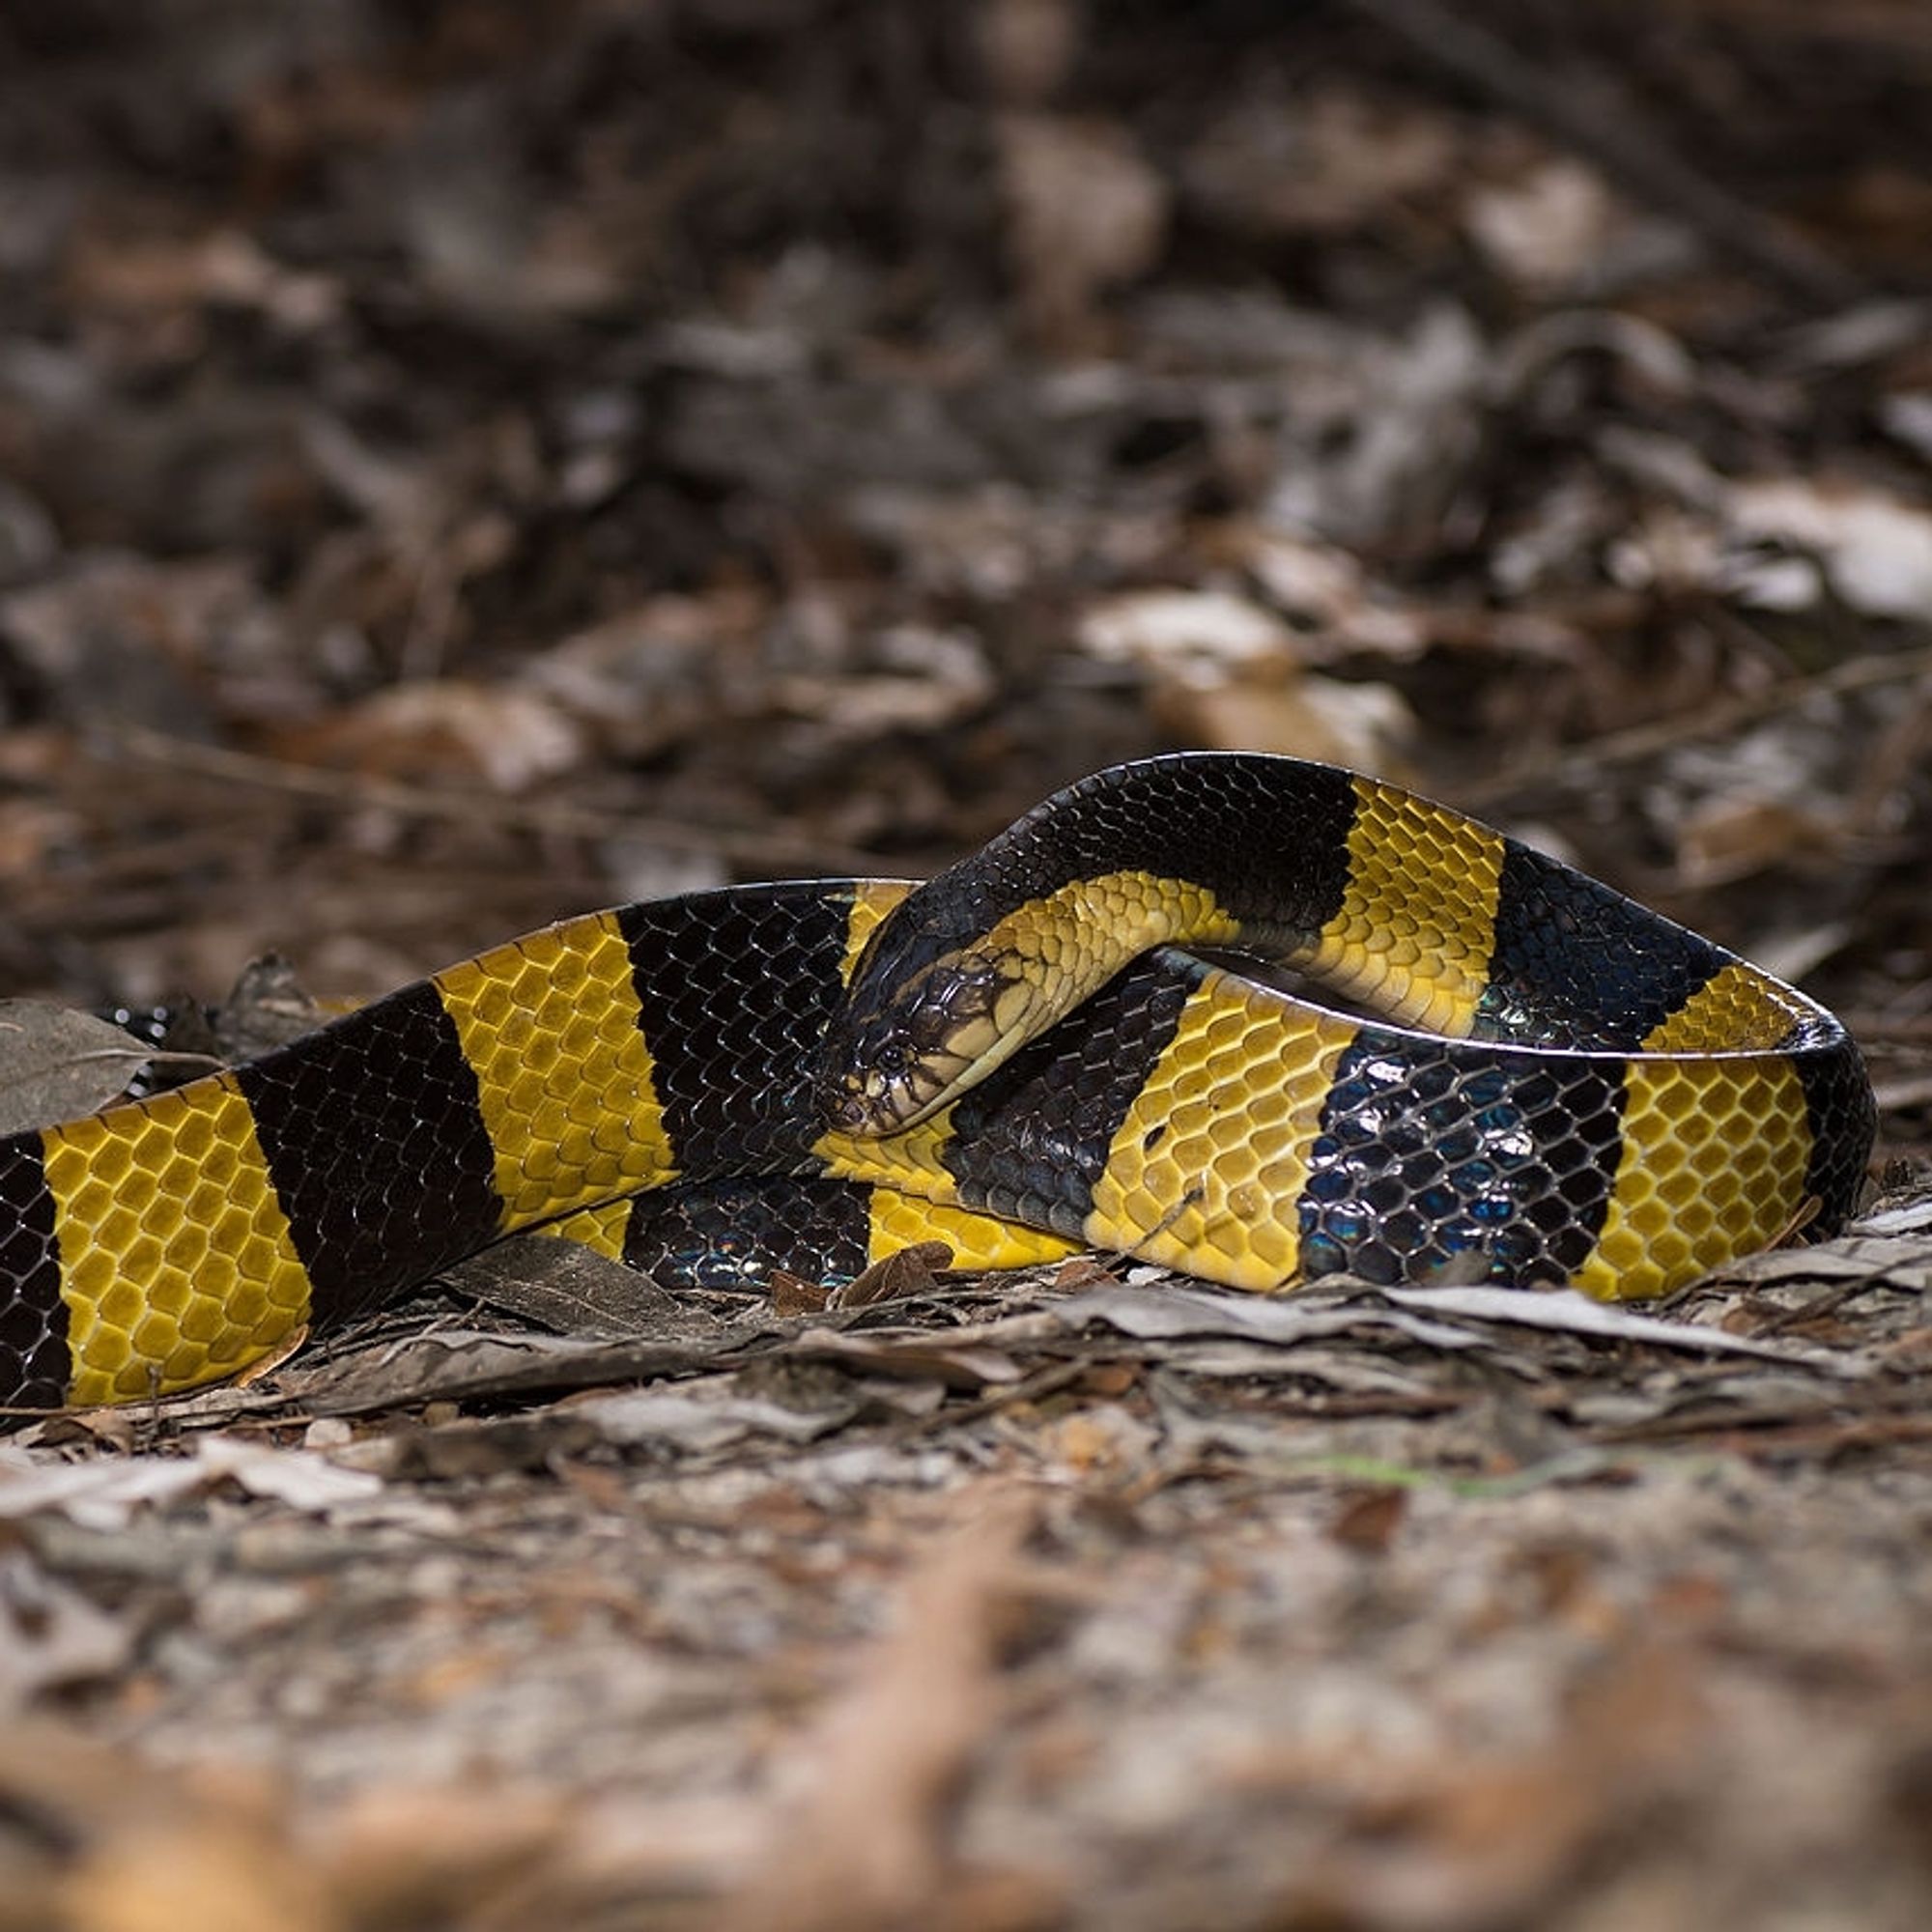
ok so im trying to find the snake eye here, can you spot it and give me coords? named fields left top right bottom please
left=874, top=1041, right=910, bottom=1078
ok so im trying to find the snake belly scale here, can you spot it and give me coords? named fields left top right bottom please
left=0, top=754, right=1875, bottom=1409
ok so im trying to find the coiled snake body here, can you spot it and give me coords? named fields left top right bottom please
left=0, top=755, right=1875, bottom=1408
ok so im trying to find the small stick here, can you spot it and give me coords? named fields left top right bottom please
left=1461, top=645, right=1932, bottom=809
left=92, top=723, right=904, bottom=880
left=1340, top=0, right=1865, bottom=307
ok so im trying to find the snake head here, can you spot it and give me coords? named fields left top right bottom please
left=819, top=932, right=1037, bottom=1136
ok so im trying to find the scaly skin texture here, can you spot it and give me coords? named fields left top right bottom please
left=0, top=755, right=1876, bottom=1409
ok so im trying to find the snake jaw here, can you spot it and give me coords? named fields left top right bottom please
left=822, top=950, right=1035, bottom=1135
left=822, top=1047, right=946, bottom=1136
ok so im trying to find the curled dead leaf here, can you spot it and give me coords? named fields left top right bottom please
left=0, top=1002, right=154, bottom=1134
left=831, top=1241, right=955, bottom=1311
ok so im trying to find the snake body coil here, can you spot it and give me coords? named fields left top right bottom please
left=0, top=754, right=1875, bottom=1409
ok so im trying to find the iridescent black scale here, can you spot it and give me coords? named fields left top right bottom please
left=1298, top=1028, right=1626, bottom=1287
left=969, top=756, right=1360, bottom=925
left=0, top=1139, right=66, bottom=1407
left=1793, top=1032, right=1882, bottom=1231
left=0, top=755, right=1881, bottom=1413
left=618, top=885, right=853, bottom=1180
left=236, top=980, right=505, bottom=1326
left=622, top=1178, right=873, bottom=1292
left=1479, top=840, right=1725, bottom=1048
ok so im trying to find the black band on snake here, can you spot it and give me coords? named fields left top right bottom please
left=0, top=754, right=1875, bottom=1409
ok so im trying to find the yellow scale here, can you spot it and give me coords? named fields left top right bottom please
left=35, top=771, right=1832, bottom=1405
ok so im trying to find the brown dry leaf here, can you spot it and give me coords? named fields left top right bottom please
left=772, top=1270, right=831, bottom=1317
left=1264, top=305, right=1489, bottom=544
left=270, top=679, right=585, bottom=792
left=720, top=1487, right=1045, bottom=1932
left=0, top=553, right=269, bottom=731
left=0, top=795, right=79, bottom=881
left=1050, top=1283, right=1485, bottom=1355
left=831, top=1240, right=954, bottom=1311
left=1078, top=585, right=1295, bottom=672
left=1674, top=793, right=1844, bottom=889
left=1039, top=1404, right=1156, bottom=1478
left=1185, top=85, right=1459, bottom=237
left=996, top=113, right=1168, bottom=337
left=1151, top=665, right=1415, bottom=768
left=230, top=1321, right=311, bottom=1390
left=1381, top=1285, right=1864, bottom=1373
left=518, top=591, right=753, bottom=762
left=1075, top=584, right=1416, bottom=763
left=974, top=0, right=1082, bottom=106
left=1724, top=475, right=1932, bottom=618
left=1719, top=1234, right=1932, bottom=1298
left=286, top=1325, right=755, bottom=1416
left=0, top=1002, right=152, bottom=1133
left=0, top=1550, right=132, bottom=1708
left=439, top=1234, right=692, bottom=1340
left=63, top=225, right=340, bottom=331
left=0, top=1451, right=204, bottom=1530
left=1463, top=158, right=1624, bottom=294
left=0, top=1436, right=377, bottom=1529
left=191, top=1436, right=384, bottom=1513
left=977, top=0, right=1082, bottom=104
left=771, top=625, right=996, bottom=739
left=62, top=1806, right=334, bottom=1932
left=790, top=1327, right=1025, bottom=1391
left=1221, top=526, right=1432, bottom=661
left=564, top=1381, right=859, bottom=1453
left=1050, top=1257, right=1122, bottom=1293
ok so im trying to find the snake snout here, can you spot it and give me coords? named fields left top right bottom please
left=819, top=1038, right=926, bottom=1136
left=821, top=951, right=1035, bottom=1135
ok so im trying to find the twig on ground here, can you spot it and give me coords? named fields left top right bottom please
left=1461, top=645, right=1932, bottom=809
left=1339, top=0, right=1867, bottom=307
left=93, top=724, right=904, bottom=880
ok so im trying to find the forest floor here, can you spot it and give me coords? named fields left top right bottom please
left=1, top=4, right=1929, bottom=1927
